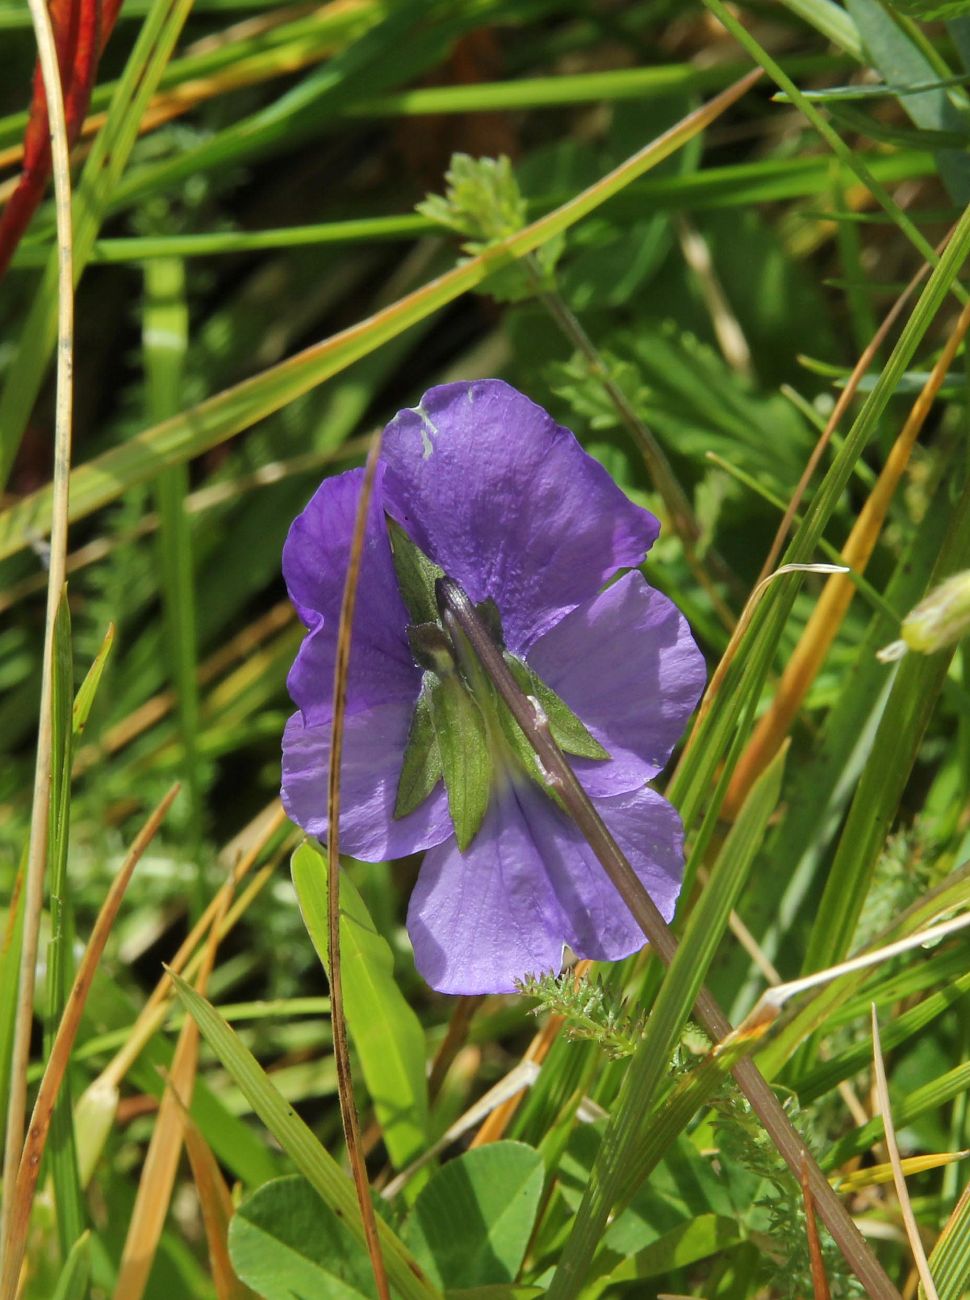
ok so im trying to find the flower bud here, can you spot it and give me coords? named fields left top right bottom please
left=878, top=569, right=970, bottom=662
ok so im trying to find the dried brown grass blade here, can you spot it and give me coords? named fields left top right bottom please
left=800, top=1153, right=832, bottom=1300
left=871, top=1006, right=940, bottom=1300
left=112, top=879, right=234, bottom=1299
left=0, top=784, right=178, bottom=1300
left=175, top=1090, right=257, bottom=1300
left=326, top=436, right=390, bottom=1300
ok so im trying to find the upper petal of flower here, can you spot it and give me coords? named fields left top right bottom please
left=283, top=465, right=419, bottom=726
left=406, top=777, right=685, bottom=995
left=526, top=571, right=706, bottom=796
left=381, top=380, right=659, bottom=655
left=282, top=700, right=454, bottom=861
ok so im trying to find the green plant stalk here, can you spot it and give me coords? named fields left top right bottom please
left=435, top=578, right=900, bottom=1300
left=548, top=745, right=787, bottom=1297
left=525, top=259, right=740, bottom=627
left=44, top=594, right=84, bottom=1259
left=0, top=70, right=763, bottom=563
left=144, top=256, right=204, bottom=905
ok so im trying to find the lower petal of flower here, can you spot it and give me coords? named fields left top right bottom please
left=407, top=779, right=685, bottom=995
left=517, top=782, right=685, bottom=961
left=282, top=700, right=454, bottom=861
left=407, top=782, right=568, bottom=996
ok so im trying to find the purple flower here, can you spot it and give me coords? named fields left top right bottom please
left=282, top=380, right=705, bottom=995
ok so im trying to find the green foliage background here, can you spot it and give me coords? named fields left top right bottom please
left=0, top=1, right=968, bottom=1297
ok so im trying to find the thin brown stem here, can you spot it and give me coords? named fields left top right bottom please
left=327, top=440, right=390, bottom=1300
left=437, top=577, right=900, bottom=1300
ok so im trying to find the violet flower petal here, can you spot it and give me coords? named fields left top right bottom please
left=407, top=781, right=569, bottom=996
left=526, top=571, right=707, bottom=797
left=381, top=380, right=659, bottom=655
left=282, top=703, right=453, bottom=861
left=283, top=465, right=418, bottom=726
left=407, top=778, right=685, bottom=995
left=516, top=782, right=685, bottom=963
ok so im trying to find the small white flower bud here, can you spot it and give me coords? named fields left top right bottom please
left=878, top=569, right=970, bottom=662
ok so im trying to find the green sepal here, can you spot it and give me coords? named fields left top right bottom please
left=408, top=622, right=455, bottom=675
left=505, top=654, right=609, bottom=760
left=394, top=673, right=443, bottom=820
left=387, top=516, right=444, bottom=626
left=429, top=673, right=492, bottom=852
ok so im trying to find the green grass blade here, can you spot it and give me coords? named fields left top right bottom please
left=291, top=840, right=429, bottom=1167
left=169, top=971, right=442, bottom=1300
left=548, top=744, right=787, bottom=1300
left=927, top=1179, right=970, bottom=1300
left=145, top=256, right=204, bottom=886
left=44, top=590, right=84, bottom=1258
left=803, top=475, right=970, bottom=981
left=49, top=1230, right=91, bottom=1300
left=0, top=852, right=27, bottom=1141
left=823, top=1060, right=970, bottom=1169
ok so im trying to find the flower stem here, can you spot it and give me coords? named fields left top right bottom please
left=437, top=575, right=900, bottom=1300
left=524, top=256, right=741, bottom=631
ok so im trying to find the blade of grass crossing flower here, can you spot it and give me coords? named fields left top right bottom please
left=144, top=255, right=204, bottom=898
left=44, top=592, right=84, bottom=1260
left=0, top=786, right=179, bottom=1300
left=438, top=585, right=899, bottom=1299
left=291, top=841, right=430, bottom=1167
left=0, top=69, right=763, bottom=563
left=0, top=0, right=194, bottom=482
left=927, top=1179, right=970, bottom=1300
left=324, top=437, right=391, bottom=1300
left=0, top=0, right=75, bottom=1269
left=168, top=973, right=441, bottom=1300
left=112, top=880, right=231, bottom=1300
left=547, top=745, right=788, bottom=1300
